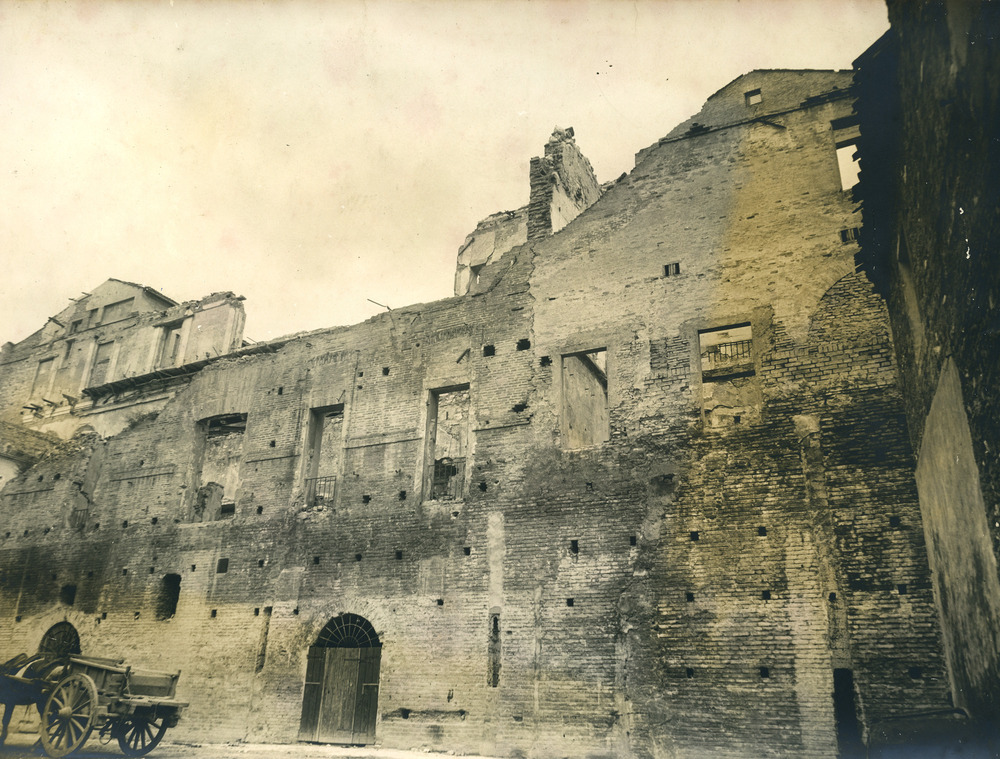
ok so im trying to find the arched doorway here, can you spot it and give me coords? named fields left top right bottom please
left=38, top=622, right=81, bottom=658
left=298, top=614, right=381, bottom=745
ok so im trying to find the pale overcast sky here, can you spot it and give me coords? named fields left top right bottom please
left=0, top=0, right=888, bottom=345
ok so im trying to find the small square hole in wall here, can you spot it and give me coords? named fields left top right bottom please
left=122, top=569, right=128, bottom=576
left=483, top=344, right=495, bottom=357
left=690, top=531, right=699, bottom=541
left=191, top=565, right=196, bottom=572
left=355, top=554, right=363, bottom=562
left=897, top=584, right=908, bottom=595
left=436, top=599, right=444, bottom=606
left=293, top=608, right=299, bottom=615
left=759, top=666, right=770, bottom=679
left=745, top=88, right=762, bottom=106
left=762, top=590, right=771, bottom=600
left=399, top=490, right=407, bottom=501
left=122, top=520, right=128, bottom=529
left=630, top=535, right=637, bottom=546
left=15, top=616, right=21, bottom=623
left=829, top=592, right=837, bottom=603
left=908, top=666, right=923, bottom=679
left=686, top=592, right=695, bottom=603
left=540, top=355, right=552, bottom=367
left=566, top=598, right=575, bottom=607
left=758, top=526, right=767, bottom=536
left=101, top=612, right=107, bottom=620
left=362, top=495, right=371, bottom=504
left=382, top=367, right=390, bottom=376
left=686, top=668, right=694, bottom=679
left=395, top=550, right=403, bottom=560
left=258, top=559, right=265, bottom=568
left=889, top=516, right=901, bottom=528
left=216, top=558, right=229, bottom=574
left=517, top=338, right=531, bottom=351
left=134, top=611, right=140, bottom=620
left=210, top=609, right=217, bottom=618
left=478, top=481, right=487, bottom=492
left=313, top=556, right=320, bottom=565
left=254, top=608, right=260, bottom=616
left=220, top=503, right=236, bottom=517
left=256, top=506, right=263, bottom=515
left=269, top=440, right=276, bottom=448
left=277, top=387, right=283, bottom=395
left=663, top=262, right=681, bottom=277
left=570, top=540, right=579, bottom=554
left=463, top=546, right=471, bottom=556
left=149, top=567, right=155, bottom=574
left=151, top=517, right=158, bottom=525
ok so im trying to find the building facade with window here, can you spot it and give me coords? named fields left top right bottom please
left=0, top=70, right=953, bottom=757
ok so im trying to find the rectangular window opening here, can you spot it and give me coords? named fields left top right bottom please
left=561, top=348, right=609, bottom=450
left=156, top=321, right=184, bottom=369
left=745, top=88, right=762, bottom=106
left=425, top=385, right=470, bottom=501
left=836, top=143, right=860, bottom=191
left=305, top=404, right=343, bottom=509
left=89, top=341, right=115, bottom=387
left=216, top=558, right=229, bottom=574
left=193, top=413, right=248, bottom=522
left=699, top=323, right=753, bottom=382
left=663, top=262, right=681, bottom=277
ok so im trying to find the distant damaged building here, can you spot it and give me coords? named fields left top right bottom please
left=0, top=71, right=957, bottom=757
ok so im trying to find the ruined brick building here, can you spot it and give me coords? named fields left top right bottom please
left=852, top=0, right=1000, bottom=747
left=0, top=67, right=965, bottom=757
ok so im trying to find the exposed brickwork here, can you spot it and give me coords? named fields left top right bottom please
left=854, top=0, right=1000, bottom=733
left=0, top=70, right=951, bottom=757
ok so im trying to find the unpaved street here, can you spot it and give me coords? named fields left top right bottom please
left=0, top=735, right=497, bottom=759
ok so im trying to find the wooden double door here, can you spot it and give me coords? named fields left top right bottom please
left=298, top=645, right=381, bottom=744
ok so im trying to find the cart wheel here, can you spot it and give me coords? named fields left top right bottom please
left=117, top=715, right=168, bottom=757
left=39, top=672, right=97, bottom=758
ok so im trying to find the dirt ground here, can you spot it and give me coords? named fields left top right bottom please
left=0, top=733, right=499, bottom=759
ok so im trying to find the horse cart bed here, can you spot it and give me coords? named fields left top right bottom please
left=1, top=653, right=187, bottom=758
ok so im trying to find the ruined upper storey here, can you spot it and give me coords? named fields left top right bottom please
left=454, top=126, right=602, bottom=296
left=0, top=279, right=245, bottom=435
left=637, top=69, right=856, bottom=162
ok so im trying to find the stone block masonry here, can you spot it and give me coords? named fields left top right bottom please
left=0, top=69, right=951, bottom=758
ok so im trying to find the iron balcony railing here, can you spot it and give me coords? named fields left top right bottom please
left=701, top=339, right=753, bottom=369
left=425, top=457, right=465, bottom=501
left=305, top=475, right=337, bottom=509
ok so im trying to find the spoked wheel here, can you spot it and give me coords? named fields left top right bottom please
left=40, top=673, right=97, bottom=757
left=116, top=715, right=168, bottom=757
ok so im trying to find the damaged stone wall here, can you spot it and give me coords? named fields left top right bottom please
left=854, top=0, right=1000, bottom=728
left=0, top=280, right=245, bottom=440
left=0, top=70, right=950, bottom=758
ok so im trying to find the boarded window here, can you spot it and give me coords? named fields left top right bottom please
left=425, top=386, right=470, bottom=501
left=88, top=341, right=115, bottom=387
left=32, top=357, right=55, bottom=398
left=100, top=298, right=134, bottom=324
left=305, top=405, right=343, bottom=509
left=562, top=349, right=609, bottom=449
left=193, top=413, right=246, bottom=521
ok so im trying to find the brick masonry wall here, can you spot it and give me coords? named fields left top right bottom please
left=0, top=71, right=949, bottom=758
left=855, top=0, right=1000, bottom=723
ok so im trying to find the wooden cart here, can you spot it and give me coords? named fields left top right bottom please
left=36, top=655, right=187, bottom=758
